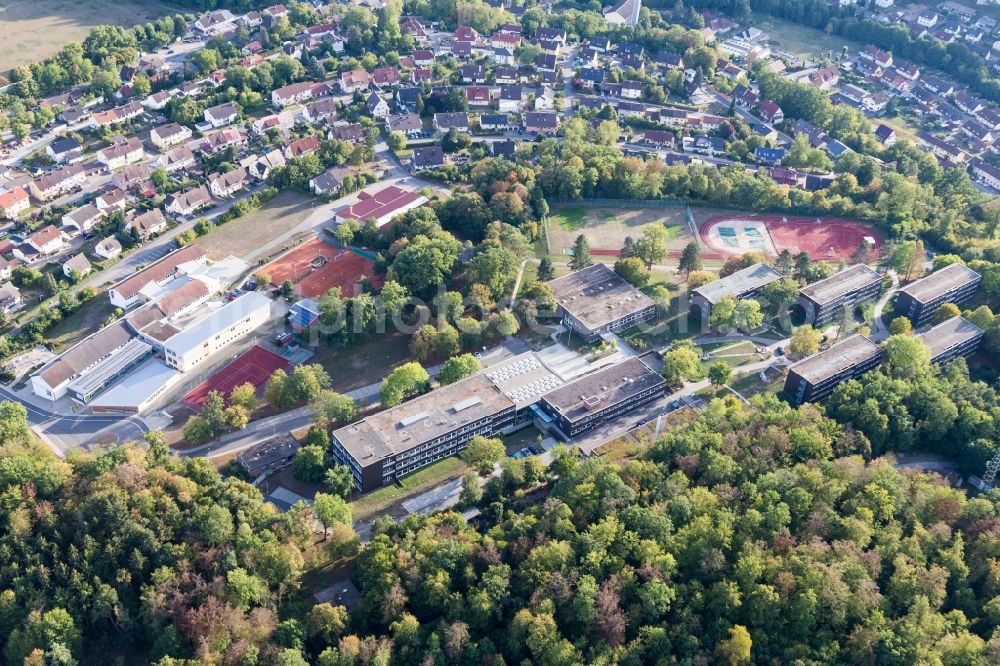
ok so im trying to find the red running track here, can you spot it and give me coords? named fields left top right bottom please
left=182, top=345, right=293, bottom=410
left=699, top=213, right=884, bottom=262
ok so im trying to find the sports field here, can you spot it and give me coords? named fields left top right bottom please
left=0, top=0, right=179, bottom=71
left=548, top=206, right=693, bottom=257
left=256, top=237, right=382, bottom=298
left=700, top=214, right=883, bottom=262
left=182, top=345, right=293, bottom=410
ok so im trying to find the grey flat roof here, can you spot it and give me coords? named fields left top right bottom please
left=692, top=262, right=782, bottom=304
left=900, top=262, right=980, bottom=304
left=800, top=264, right=881, bottom=305
left=788, top=335, right=883, bottom=384
left=547, top=263, right=655, bottom=332
left=541, top=356, right=665, bottom=423
left=331, top=375, right=514, bottom=463
left=916, top=316, right=983, bottom=360
left=482, top=351, right=563, bottom=407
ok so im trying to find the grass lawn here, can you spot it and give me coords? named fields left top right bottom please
left=552, top=207, right=587, bottom=231
left=499, top=425, right=543, bottom=455
left=0, top=0, right=181, bottom=71
left=43, top=292, right=117, bottom=353
left=197, top=190, right=319, bottom=262
left=752, top=13, right=864, bottom=60
left=309, top=332, right=414, bottom=397
left=351, top=456, right=471, bottom=522
left=547, top=205, right=691, bottom=256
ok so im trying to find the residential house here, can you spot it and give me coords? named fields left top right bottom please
left=971, top=158, right=1000, bottom=189
left=327, top=123, right=366, bottom=143
left=642, top=129, right=675, bottom=148
left=412, top=145, right=445, bottom=170
left=249, top=150, right=286, bottom=180
left=271, top=82, right=317, bottom=107
left=143, top=90, right=174, bottom=110
left=95, top=188, right=127, bottom=212
left=62, top=254, right=92, bottom=279
left=372, top=66, right=401, bottom=88
left=0, top=187, right=29, bottom=220
left=495, top=66, right=518, bottom=84
left=759, top=99, right=784, bottom=124
left=0, top=283, right=22, bottom=314
left=250, top=112, right=295, bottom=137
left=208, top=167, right=250, bottom=198
left=303, top=99, right=338, bottom=123
left=466, top=86, right=492, bottom=106
left=309, top=167, right=352, bottom=196
left=111, top=164, right=151, bottom=191
left=164, top=186, right=213, bottom=217
left=154, top=145, right=196, bottom=174
left=62, top=204, right=104, bottom=234
left=29, top=164, right=85, bottom=201
left=125, top=209, right=168, bottom=238
left=524, top=112, right=558, bottom=134
left=204, top=102, right=239, bottom=128
left=366, top=92, right=391, bottom=118
left=480, top=114, right=513, bottom=131
left=412, top=49, right=434, bottom=67
left=46, top=137, right=82, bottom=163
left=26, top=225, right=67, bottom=256
left=385, top=113, right=424, bottom=137
left=200, top=128, right=246, bottom=155
left=89, top=101, right=143, bottom=129
left=621, top=80, right=643, bottom=100
left=493, top=47, right=515, bottom=65
left=97, top=137, right=144, bottom=170
left=685, top=135, right=726, bottom=156
left=150, top=123, right=193, bottom=150
left=94, top=237, right=123, bottom=260
left=433, top=112, right=470, bottom=132
left=808, top=65, right=840, bottom=89
left=576, top=67, right=605, bottom=89
left=284, top=135, right=321, bottom=159
left=460, top=64, right=486, bottom=84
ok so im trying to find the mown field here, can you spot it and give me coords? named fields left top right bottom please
left=0, top=0, right=179, bottom=71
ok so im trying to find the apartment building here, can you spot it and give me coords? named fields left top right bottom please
left=783, top=335, right=884, bottom=406
left=894, top=263, right=981, bottom=325
left=547, top=263, right=657, bottom=342
left=538, top=357, right=667, bottom=439
left=798, top=264, right=882, bottom=325
left=690, top=262, right=782, bottom=320
left=916, top=315, right=983, bottom=366
left=330, top=375, right=516, bottom=492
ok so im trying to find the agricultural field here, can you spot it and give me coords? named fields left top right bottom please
left=196, top=190, right=318, bottom=261
left=547, top=206, right=692, bottom=258
left=0, top=0, right=180, bottom=71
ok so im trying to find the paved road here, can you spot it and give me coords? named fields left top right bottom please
left=871, top=270, right=899, bottom=341
left=0, top=385, right=148, bottom=454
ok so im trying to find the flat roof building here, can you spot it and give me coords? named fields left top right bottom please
left=690, top=262, right=781, bottom=320
left=783, top=335, right=884, bottom=406
left=547, top=263, right=656, bottom=342
left=798, top=264, right=882, bottom=325
left=88, top=359, right=181, bottom=414
left=162, top=292, right=272, bottom=372
left=538, top=356, right=667, bottom=439
left=895, top=263, right=981, bottom=325
left=330, top=375, right=516, bottom=493
left=916, top=315, right=983, bottom=366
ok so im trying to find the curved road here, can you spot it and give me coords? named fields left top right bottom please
left=0, top=385, right=148, bottom=455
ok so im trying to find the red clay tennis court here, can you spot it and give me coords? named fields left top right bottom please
left=699, top=214, right=883, bottom=262
left=257, top=237, right=382, bottom=299
left=182, top=345, right=293, bottom=410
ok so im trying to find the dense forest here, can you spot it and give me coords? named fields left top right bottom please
left=5, top=374, right=1000, bottom=663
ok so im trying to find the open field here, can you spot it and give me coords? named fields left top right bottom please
left=0, top=0, right=180, bottom=71
left=309, top=332, right=414, bottom=397
left=197, top=190, right=319, bottom=261
left=350, top=456, right=470, bottom=522
left=42, top=291, right=117, bottom=353
left=752, top=13, right=864, bottom=60
left=548, top=206, right=692, bottom=256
